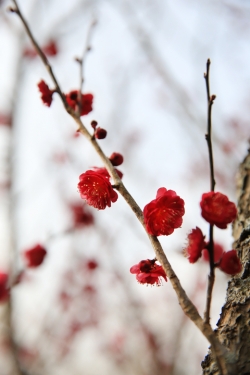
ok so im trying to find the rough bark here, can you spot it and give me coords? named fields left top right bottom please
left=202, top=148, right=250, bottom=375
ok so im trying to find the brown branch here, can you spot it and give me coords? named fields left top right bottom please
left=204, top=224, right=215, bottom=324
left=10, top=4, right=231, bottom=374
left=204, top=59, right=216, bottom=193
left=10, top=0, right=69, bottom=112
left=204, top=59, right=216, bottom=324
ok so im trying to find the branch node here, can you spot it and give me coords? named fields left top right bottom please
left=8, top=6, right=17, bottom=12
left=112, top=184, right=121, bottom=190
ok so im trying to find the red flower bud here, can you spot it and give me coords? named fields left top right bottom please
left=219, top=250, right=242, bottom=275
left=86, top=260, right=98, bottom=270
left=91, top=120, right=98, bottom=129
left=24, top=244, right=47, bottom=268
left=109, top=152, right=124, bottom=166
left=200, top=192, right=237, bottom=229
left=143, top=188, right=185, bottom=236
left=115, top=168, right=123, bottom=179
left=94, top=127, right=107, bottom=139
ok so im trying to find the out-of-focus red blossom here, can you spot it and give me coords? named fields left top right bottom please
left=65, top=91, right=93, bottom=116
left=184, top=227, right=206, bottom=263
left=70, top=203, right=94, bottom=227
left=109, top=152, right=124, bottom=166
left=109, top=333, right=126, bottom=356
left=23, top=48, right=37, bottom=58
left=130, top=259, right=167, bottom=286
left=59, top=291, right=72, bottom=310
left=94, top=127, right=107, bottom=139
left=0, top=113, right=12, bottom=126
left=143, top=188, right=185, bottom=236
left=18, top=347, right=38, bottom=364
left=83, top=284, right=96, bottom=294
left=24, top=40, right=58, bottom=58
left=78, top=169, right=118, bottom=210
left=219, top=250, right=242, bottom=275
left=42, top=40, right=58, bottom=56
left=73, top=131, right=80, bottom=138
left=0, top=273, right=9, bottom=302
left=202, top=243, right=225, bottom=264
left=37, top=80, right=54, bottom=107
left=52, top=152, right=68, bottom=164
left=200, top=192, right=237, bottom=229
left=86, top=260, right=98, bottom=270
left=70, top=320, right=84, bottom=335
left=24, top=244, right=47, bottom=268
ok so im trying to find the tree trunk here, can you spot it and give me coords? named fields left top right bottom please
left=202, top=148, right=250, bottom=375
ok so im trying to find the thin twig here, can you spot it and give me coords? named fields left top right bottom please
left=204, top=59, right=216, bottom=193
left=10, top=5, right=230, bottom=374
left=76, top=19, right=97, bottom=116
left=204, top=59, right=216, bottom=324
left=11, top=0, right=70, bottom=113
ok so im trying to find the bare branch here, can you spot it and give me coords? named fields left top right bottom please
left=204, top=59, right=216, bottom=324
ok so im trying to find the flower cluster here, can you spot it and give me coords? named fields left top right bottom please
left=37, top=84, right=94, bottom=116
left=183, top=191, right=241, bottom=275
left=78, top=168, right=119, bottom=210
left=129, top=187, right=184, bottom=286
left=130, top=259, right=167, bottom=286
left=90, top=120, right=107, bottom=140
left=143, top=188, right=185, bottom=236
left=184, top=227, right=242, bottom=275
left=24, top=244, right=47, bottom=268
left=65, top=90, right=93, bottom=116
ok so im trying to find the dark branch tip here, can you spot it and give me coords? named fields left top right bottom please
left=8, top=6, right=17, bottom=12
left=75, top=57, right=82, bottom=64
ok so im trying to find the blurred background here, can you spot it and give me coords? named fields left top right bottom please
left=0, top=0, right=249, bottom=374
